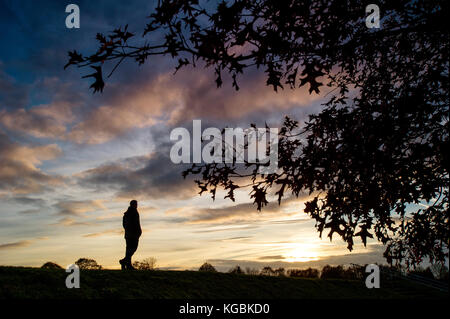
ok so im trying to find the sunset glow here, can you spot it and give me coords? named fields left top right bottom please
left=0, top=0, right=387, bottom=271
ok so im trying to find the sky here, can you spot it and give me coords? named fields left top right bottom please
left=0, top=0, right=387, bottom=270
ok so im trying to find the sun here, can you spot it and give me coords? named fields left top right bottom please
left=283, top=244, right=320, bottom=263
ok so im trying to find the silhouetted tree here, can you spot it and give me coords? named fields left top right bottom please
left=133, top=257, right=157, bottom=270
left=346, top=264, right=365, bottom=280
left=320, top=265, right=346, bottom=279
left=245, top=267, right=259, bottom=275
left=430, top=263, right=449, bottom=281
left=75, top=258, right=102, bottom=270
left=288, top=268, right=320, bottom=278
left=229, top=265, right=244, bottom=274
left=320, top=264, right=364, bottom=279
left=67, top=0, right=449, bottom=268
left=41, top=262, right=63, bottom=269
left=199, top=262, right=217, bottom=272
left=260, top=266, right=275, bottom=276
left=273, top=267, right=286, bottom=277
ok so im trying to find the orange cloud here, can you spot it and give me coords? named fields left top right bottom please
left=1, top=67, right=323, bottom=145
left=172, top=195, right=310, bottom=224
left=54, top=199, right=106, bottom=216
left=0, top=132, right=63, bottom=194
left=64, top=68, right=322, bottom=144
left=0, top=102, right=75, bottom=139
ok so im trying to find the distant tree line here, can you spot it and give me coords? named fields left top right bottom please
left=39, top=257, right=158, bottom=271
left=198, top=262, right=449, bottom=280
left=39, top=259, right=449, bottom=281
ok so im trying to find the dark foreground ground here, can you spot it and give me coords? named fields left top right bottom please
left=0, top=266, right=447, bottom=299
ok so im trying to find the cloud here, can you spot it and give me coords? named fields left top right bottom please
left=258, top=255, right=286, bottom=260
left=17, top=209, right=42, bottom=215
left=0, top=102, right=74, bottom=139
left=5, top=196, right=46, bottom=215
left=83, top=228, right=123, bottom=238
left=219, top=236, right=253, bottom=242
left=207, top=245, right=387, bottom=272
left=0, top=77, right=84, bottom=139
left=66, top=73, right=183, bottom=144
left=74, top=145, right=308, bottom=205
left=76, top=151, right=198, bottom=200
left=50, top=217, right=92, bottom=227
left=6, top=196, right=46, bottom=207
left=0, top=240, right=31, bottom=250
left=192, top=225, right=260, bottom=233
left=166, top=67, right=322, bottom=125
left=54, top=199, right=106, bottom=216
left=1, top=58, right=323, bottom=146
left=63, top=66, right=322, bottom=144
left=0, top=237, right=48, bottom=250
left=181, top=195, right=309, bottom=224
left=0, top=131, right=63, bottom=194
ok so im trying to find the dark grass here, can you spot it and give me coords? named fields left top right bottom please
left=0, top=266, right=447, bottom=299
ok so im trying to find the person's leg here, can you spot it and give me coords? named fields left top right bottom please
left=119, top=237, right=130, bottom=270
left=119, top=258, right=126, bottom=270
left=124, top=237, right=139, bottom=268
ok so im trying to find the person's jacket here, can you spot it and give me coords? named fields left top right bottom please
left=123, top=206, right=142, bottom=239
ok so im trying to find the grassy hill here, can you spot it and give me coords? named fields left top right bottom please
left=0, top=266, right=447, bottom=299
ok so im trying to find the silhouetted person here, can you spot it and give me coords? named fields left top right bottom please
left=119, top=200, right=142, bottom=270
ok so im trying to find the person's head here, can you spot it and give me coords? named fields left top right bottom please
left=130, top=200, right=138, bottom=208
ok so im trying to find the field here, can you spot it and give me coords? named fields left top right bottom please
left=0, top=266, right=447, bottom=299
